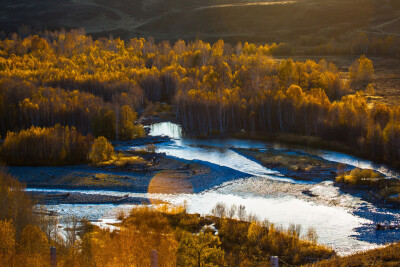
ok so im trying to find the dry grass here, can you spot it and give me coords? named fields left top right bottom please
left=71, top=173, right=132, bottom=187
left=309, top=242, right=400, bottom=267
left=336, top=168, right=384, bottom=186
left=253, top=151, right=330, bottom=172
left=379, top=186, right=400, bottom=202
left=335, top=168, right=400, bottom=204
left=155, top=203, right=187, bottom=215
left=95, top=153, right=145, bottom=167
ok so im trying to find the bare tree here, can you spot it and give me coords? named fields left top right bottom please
left=238, top=205, right=246, bottom=221
left=211, top=202, right=226, bottom=218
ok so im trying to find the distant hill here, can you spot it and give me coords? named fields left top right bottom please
left=1, top=0, right=400, bottom=43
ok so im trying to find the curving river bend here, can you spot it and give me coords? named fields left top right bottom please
left=27, top=122, right=400, bottom=255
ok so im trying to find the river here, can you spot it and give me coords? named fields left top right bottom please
left=27, top=122, right=400, bottom=255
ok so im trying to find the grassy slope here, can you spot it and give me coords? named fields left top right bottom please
left=1, top=0, right=399, bottom=43
left=135, top=0, right=375, bottom=42
left=310, top=242, right=400, bottom=266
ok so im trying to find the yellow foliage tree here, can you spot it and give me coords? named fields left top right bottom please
left=19, top=224, right=49, bottom=255
left=119, top=105, right=144, bottom=140
left=350, top=55, right=374, bottom=84
left=88, top=136, right=114, bottom=163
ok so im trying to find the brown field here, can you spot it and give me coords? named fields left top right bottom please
left=369, top=57, right=400, bottom=106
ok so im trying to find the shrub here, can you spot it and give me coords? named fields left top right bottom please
left=146, top=144, right=156, bottom=153
left=365, top=83, right=375, bottom=95
left=336, top=168, right=384, bottom=186
left=98, top=152, right=144, bottom=167
left=349, top=55, right=374, bottom=84
left=88, top=136, right=114, bottom=163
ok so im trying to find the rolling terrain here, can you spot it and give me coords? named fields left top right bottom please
left=1, top=0, right=399, bottom=43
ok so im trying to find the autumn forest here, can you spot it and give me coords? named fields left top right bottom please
left=0, top=31, right=399, bottom=166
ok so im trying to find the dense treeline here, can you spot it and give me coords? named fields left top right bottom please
left=0, top=79, right=103, bottom=136
left=0, top=79, right=144, bottom=140
left=174, top=54, right=400, bottom=166
left=0, top=31, right=148, bottom=138
left=0, top=31, right=294, bottom=137
left=0, top=125, right=146, bottom=166
left=0, top=125, right=93, bottom=165
left=174, top=55, right=371, bottom=136
left=1, top=31, right=400, bottom=165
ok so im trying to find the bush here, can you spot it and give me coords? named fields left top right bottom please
left=146, top=144, right=156, bottom=153
left=97, top=152, right=144, bottom=167
left=336, top=168, right=384, bottom=186
left=349, top=55, right=374, bottom=84
left=88, top=136, right=114, bottom=163
left=365, top=83, right=375, bottom=95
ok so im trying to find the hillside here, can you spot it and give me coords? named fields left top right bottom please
left=1, top=0, right=400, bottom=43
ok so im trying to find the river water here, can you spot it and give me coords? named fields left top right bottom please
left=28, top=122, right=400, bottom=255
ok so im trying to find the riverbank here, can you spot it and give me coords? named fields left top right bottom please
left=234, top=148, right=340, bottom=182
left=29, top=191, right=151, bottom=205
left=183, top=129, right=400, bottom=171
left=7, top=150, right=248, bottom=205
left=235, top=147, right=400, bottom=209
